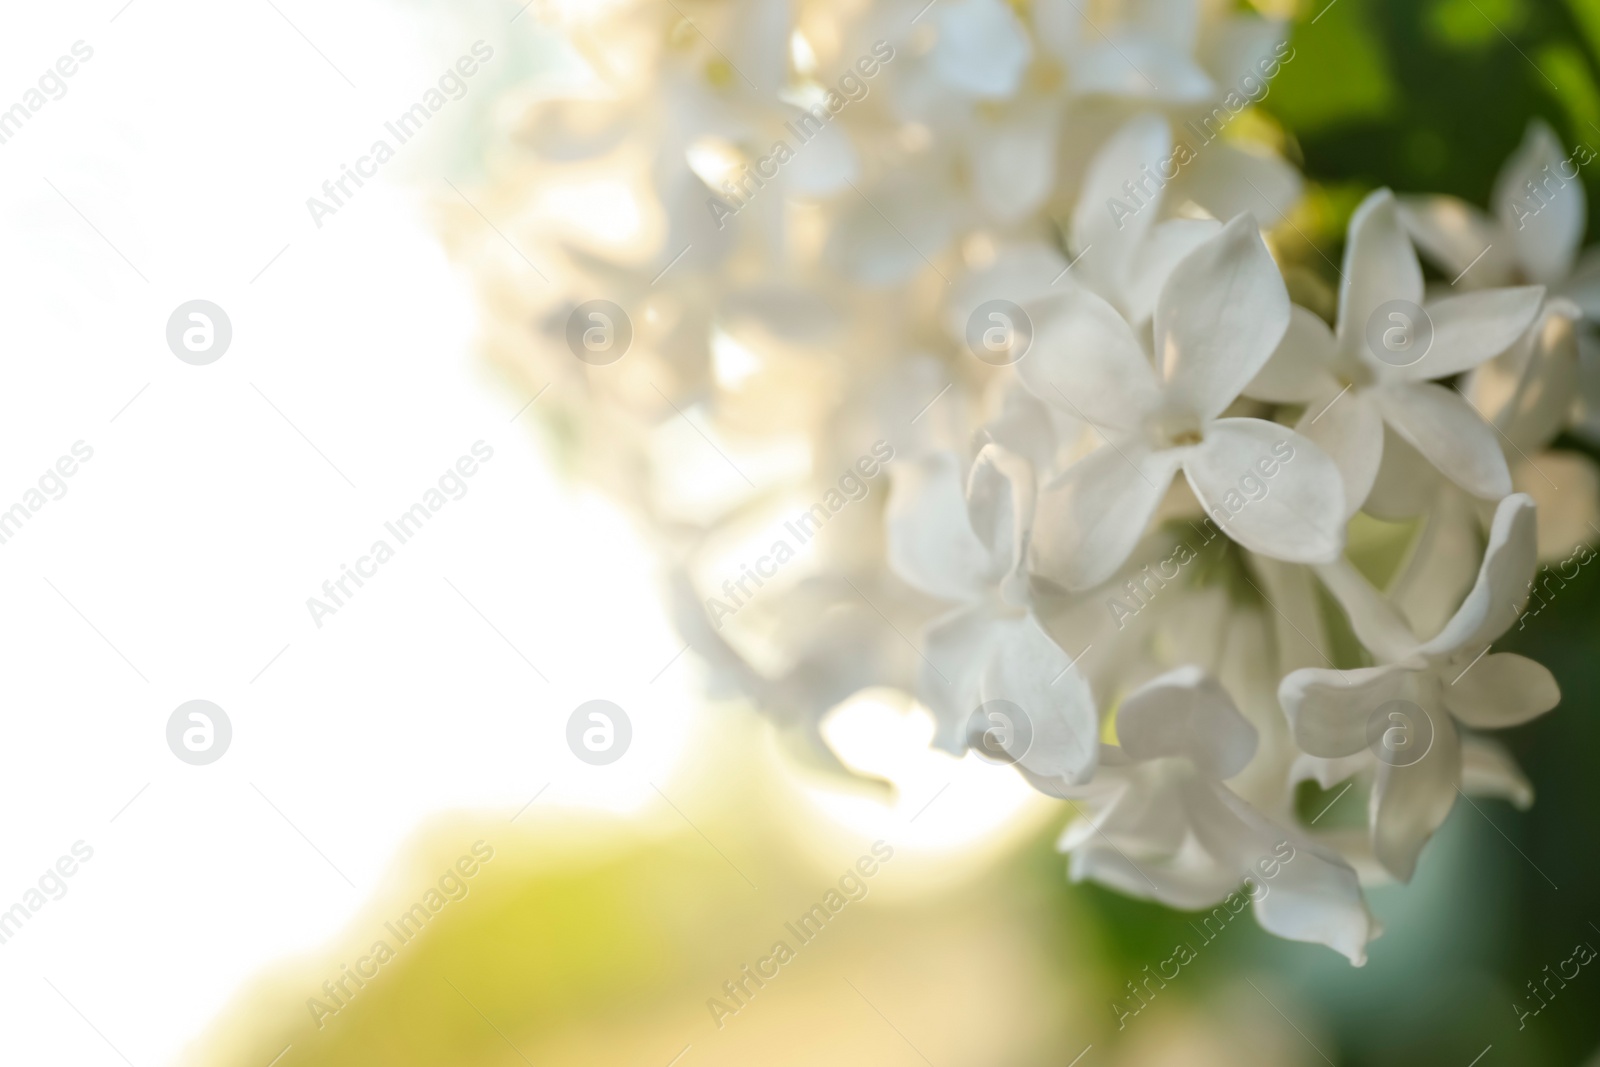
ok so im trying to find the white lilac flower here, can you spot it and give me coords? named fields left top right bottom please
left=1068, top=113, right=1222, bottom=324
left=1035, top=0, right=1281, bottom=107
left=1247, top=188, right=1545, bottom=514
left=887, top=443, right=1100, bottom=783
left=1399, top=119, right=1598, bottom=301
left=1021, top=213, right=1346, bottom=589
left=1282, top=494, right=1559, bottom=882
left=1027, top=667, right=1379, bottom=963
left=458, top=0, right=1581, bottom=963
left=928, top=0, right=1033, bottom=100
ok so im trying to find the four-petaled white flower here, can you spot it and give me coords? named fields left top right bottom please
left=1026, top=667, right=1379, bottom=965
left=1248, top=189, right=1545, bottom=514
left=887, top=443, right=1100, bottom=783
left=1400, top=119, right=1600, bottom=308
left=1022, top=213, right=1346, bottom=589
left=1282, top=494, right=1559, bottom=881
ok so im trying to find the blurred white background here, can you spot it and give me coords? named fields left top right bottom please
left=0, top=3, right=1047, bottom=1065
left=0, top=2, right=701, bottom=1063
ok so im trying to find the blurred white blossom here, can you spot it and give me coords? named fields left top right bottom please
left=453, top=0, right=1600, bottom=964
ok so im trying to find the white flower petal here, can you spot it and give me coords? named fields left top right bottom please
left=1184, top=418, right=1345, bottom=563
left=1066, top=832, right=1237, bottom=910
left=1070, top=37, right=1217, bottom=103
left=944, top=240, right=1068, bottom=339
left=970, top=108, right=1058, bottom=224
left=886, top=451, right=993, bottom=602
left=780, top=117, right=859, bottom=196
left=1196, top=784, right=1380, bottom=965
left=1175, top=142, right=1301, bottom=231
left=1296, top=386, right=1384, bottom=516
left=1371, top=711, right=1460, bottom=882
left=1020, top=285, right=1162, bottom=430
left=1247, top=305, right=1342, bottom=404
left=826, top=175, right=957, bottom=285
left=1290, top=751, right=1371, bottom=791
left=1337, top=189, right=1425, bottom=358
left=1197, top=16, right=1288, bottom=94
left=1375, top=383, right=1512, bottom=500
left=1280, top=664, right=1413, bottom=759
left=1492, top=118, right=1585, bottom=285
left=1466, top=300, right=1582, bottom=452
left=1421, top=493, right=1538, bottom=656
left=1460, top=734, right=1534, bottom=809
left=1397, top=195, right=1515, bottom=286
left=1312, top=558, right=1421, bottom=664
left=1045, top=758, right=1186, bottom=854
left=1155, top=214, right=1291, bottom=419
left=1389, top=488, right=1485, bottom=638
left=1071, top=113, right=1170, bottom=275
left=982, top=379, right=1070, bottom=473
left=1032, top=443, right=1183, bottom=590
left=1115, top=666, right=1258, bottom=779
left=1127, top=0, right=1202, bottom=55
left=1402, top=286, right=1545, bottom=382
left=1361, top=424, right=1442, bottom=521
left=1121, top=217, right=1222, bottom=325
left=931, top=0, right=1032, bottom=99
left=1032, top=0, right=1088, bottom=61
left=918, top=605, right=1005, bottom=754
left=966, top=443, right=1035, bottom=591
left=1514, top=449, right=1600, bottom=561
left=981, top=613, right=1099, bottom=784
left=1441, top=652, right=1559, bottom=729
left=1555, top=245, right=1600, bottom=317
